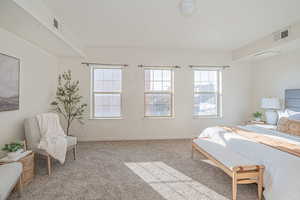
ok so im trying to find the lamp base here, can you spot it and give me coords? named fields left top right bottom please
left=265, top=110, right=278, bottom=125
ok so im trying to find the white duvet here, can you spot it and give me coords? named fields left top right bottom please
left=199, top=125, right=300, bottom=200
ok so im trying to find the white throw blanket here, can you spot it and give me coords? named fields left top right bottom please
left=199, top=126, right=300, bottom=200
left=36, top=113, right=67, bottom=164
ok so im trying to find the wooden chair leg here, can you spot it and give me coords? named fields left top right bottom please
left=191, top=145, right=194, bottom=159
left=73, top=145, right=77, bottom=160
left=258, top=167, right=264, bottom=200
left=232, top=172, right=237, bottom=200
left=47, top=155, right=52, bottom=176
left=16, top=177, right=22, bottom=197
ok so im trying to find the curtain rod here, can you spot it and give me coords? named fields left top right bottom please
left=82, top=62, right=128, bottom=67
left=138, top=65, right=181, bottom=68
left=189, top=65, right=230, bottom=69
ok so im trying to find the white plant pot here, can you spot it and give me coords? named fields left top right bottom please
left=7, top=149, right=23, bottom=159
left=255, top=118, right=261, bottom=122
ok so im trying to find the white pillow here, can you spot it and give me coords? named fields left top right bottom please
left=286, top=109, right=300, bottom=120
left=277, top=109, right=300, bottom=121
left=277, top=109, right=289, bottom=119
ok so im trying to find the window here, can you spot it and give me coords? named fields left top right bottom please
left=91, top=66, right=122, bottom=118
left=144, top=69, right=174, bottom=117
left=193, top=70, right=222, bottom=117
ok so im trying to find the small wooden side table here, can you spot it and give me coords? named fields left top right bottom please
left=245, top=120, right=267, bottom=125
left=0, top=152, right=35, bottom=186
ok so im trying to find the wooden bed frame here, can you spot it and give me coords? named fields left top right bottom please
left=192, top=138, right=265, bottom=200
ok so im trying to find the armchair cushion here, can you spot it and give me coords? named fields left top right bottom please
left=67, top=136, right=77, bottom=147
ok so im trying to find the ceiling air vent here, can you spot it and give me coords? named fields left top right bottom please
left=53, top=18, right=59, bottom=30
left=273, top=27, right=290, bottom=41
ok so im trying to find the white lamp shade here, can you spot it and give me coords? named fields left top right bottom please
left=261, top=98, right=281, bottom=110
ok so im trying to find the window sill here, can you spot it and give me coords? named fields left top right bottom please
left=89, top=117, right=123, bottom=120
left=143, top=116, right=175, bottom=120
left=193, top=115, right=223, bottom=119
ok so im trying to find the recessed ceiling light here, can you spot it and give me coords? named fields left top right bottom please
left=179, top=0, right=196, bottom=16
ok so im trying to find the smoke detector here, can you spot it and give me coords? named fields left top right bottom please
left=179, top=0, right=196, bottom=16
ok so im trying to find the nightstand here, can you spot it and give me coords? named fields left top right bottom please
left=246, top=120, right=266, bottom=125
left=0, top=152, right=35, bottom=186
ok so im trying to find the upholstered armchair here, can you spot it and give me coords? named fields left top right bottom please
left=24, top=116, right=77, bottom=175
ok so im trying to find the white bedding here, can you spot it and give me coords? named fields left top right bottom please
left=198, top=125, right=300, bottom=200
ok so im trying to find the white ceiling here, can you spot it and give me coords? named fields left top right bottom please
left=45, top=0, right=300, bottom=51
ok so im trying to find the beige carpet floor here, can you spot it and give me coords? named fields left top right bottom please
left=9, top=140, right=258, bottom=200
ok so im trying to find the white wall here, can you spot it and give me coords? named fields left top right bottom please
left=0, top=28, right=58, bottom=156
left=251, top=49, right=300, bottom=112
left=232, top=20, right=300, bottom=61
left=59, top=48, right=252, bottom=141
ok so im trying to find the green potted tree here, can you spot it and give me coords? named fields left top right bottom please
left=51, top=70, right=87, bottom=136
left=253, top=111, right=263, bottom=122
left=2, top=142, right=24, bottom=159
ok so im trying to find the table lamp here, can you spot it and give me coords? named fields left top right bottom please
left=261, top=97, right=281, bottom=125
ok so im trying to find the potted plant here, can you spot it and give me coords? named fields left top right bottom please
left=51, top=70, right=87, bottom=136
left=253, top=111, right=263, bottom=122
left=2, top=142, right=24, bottom=159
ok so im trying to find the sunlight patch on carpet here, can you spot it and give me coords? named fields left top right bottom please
left=125, top=161, right=228, bottom=200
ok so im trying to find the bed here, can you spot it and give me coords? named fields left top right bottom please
left=194, top=89, right=300, bottom=200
